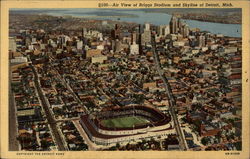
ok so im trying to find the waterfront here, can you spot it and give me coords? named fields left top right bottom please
left=40, top=9, right=242, bottom=37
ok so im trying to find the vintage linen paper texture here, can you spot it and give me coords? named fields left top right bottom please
left=1, top=0, right=249, bottom=159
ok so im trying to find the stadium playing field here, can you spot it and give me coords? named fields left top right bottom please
left=101, top=116, right=149, bottom=128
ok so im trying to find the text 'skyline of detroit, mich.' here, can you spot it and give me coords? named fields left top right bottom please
left=108, top=3, right=234, bottom=7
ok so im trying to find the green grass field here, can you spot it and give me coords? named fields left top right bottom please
left=101, top=116, right=149, bottom=128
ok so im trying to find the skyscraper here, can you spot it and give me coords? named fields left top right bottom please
left=141, top=23, right=151, bottom=46
left=111, top=24, right=121, bottom=40
left=145, top=23, right=150, bottom=31
left=178, top=18, right=183, bottom=31
left=198, top=35, right=206, bottom=47
left=115, top=39, right=122, bottom=52
left=182, top=24, right=190, bottom=38
left=9, top=37, right=16, bottom=52
left=130, top=42, right=139, bottom=55
left=164, top=25, right=170, bottom=36
left=158, top=25, right=170, bottom=37
left=170, top=16, right=178, bottom=34
left=131, top=32, right=137, bottom=44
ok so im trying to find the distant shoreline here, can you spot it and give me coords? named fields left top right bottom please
left=43, top=14, right=139, bottom=19
left=174, top=16, right=241, bottom=25
left=144, top=10, right=241, bottom=25
left=10, top=9, right=241, bottom=25
left=9, top=12, right=241, bottom=37
left=35, top=12, right=242, bottom=25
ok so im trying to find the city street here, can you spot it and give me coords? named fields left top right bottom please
left=73, top=120, right=104, bottom=151
left=151, top=35, right=188, bottom=151
left=9, top=68, right=20, bottom=151
left=31, top=64, right=66, bottom=151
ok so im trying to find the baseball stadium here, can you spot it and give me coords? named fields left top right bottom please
left=80, top=105, right=172, bottom=145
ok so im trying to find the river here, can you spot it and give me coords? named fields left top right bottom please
left=14, top=9, right=242, bottom=37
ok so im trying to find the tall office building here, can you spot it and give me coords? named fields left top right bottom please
left=131, top=32, right=137, bottom=44
left=182, top=24, right=190, bottom=38
left=111, top=24, right=121, bottom=40
left=164, top=25, right=170, bottom=36
left=169, top=15, right=178, bottom=34
left=141, top=23, right=151, bottom=46
left=198, top=35, right=206, bottom=47
left=158, top=25, right=170, bottom=37
left=80, top=28, right=85, bottom=41
left=145, top=23, right=150, bottom=31
left=130, top=42, right=139, bottom=55
left=178, top=19, right=183, bottom=31
left=9, top=37, right=16, bottom=52
left=115, top=39, right=122, bottom=52
left=158, top=25, right=164, bottom=36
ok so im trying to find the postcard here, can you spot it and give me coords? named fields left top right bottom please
left=1, top=0, right=249, bottom=159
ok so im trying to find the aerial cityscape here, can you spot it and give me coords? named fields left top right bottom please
left=9, top=9, right=242, bottom=151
